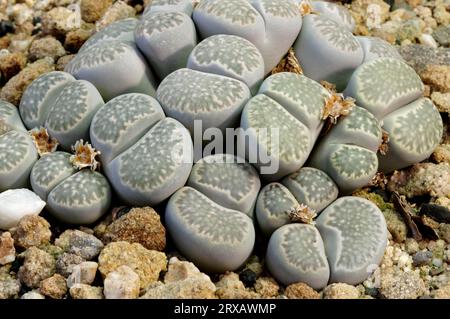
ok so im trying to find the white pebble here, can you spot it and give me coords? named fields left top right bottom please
left=419, top=34, right=438, bottom=48
left=0, top=189, right=46, bottom=230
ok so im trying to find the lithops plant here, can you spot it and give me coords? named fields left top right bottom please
left=90, top=93, right=193, bottom=206
left=294, top=13, right=364, bottom=90
left=187, top=35, right=265, bottom=94
left=45, top=80, right=104, bottom=150
left=79, top=18, right=139, bottom=53
left=256, top=167, right=338, bottom=235
left=238, top=72, right=330, bottom=180
left=30, top=151, right=112, bottom=224
left=135, top=10, right=198, bottom=80
left=315, top=196, right=388, bottom=285
left=166, top=186, right=255, bottom=273
left=266, top=224, right=330, bottom=289
left=156, top=69, right=250, bottom=134
left=344, top=57, right=443, bottom=172
left=65, top=40, right=157, bottom=101
left=309, top=0, right=356, bottom=32
left=0, top=101, right=38, bottom=191
left=19, top=71, right=75, bottom=129
left=308, top=106, right=382, bottom=194
left=357, top=36, right=404, bottom=63
left=143, top=0, right=195, bottom=16
left=187, top=154, right=261, bottom=217
left=193, top=0, right=302, bottom=74
left=266, top=196, right=387, bottom=288
left=166, top=154, right=259, bottom=272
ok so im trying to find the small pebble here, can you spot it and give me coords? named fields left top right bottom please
left=284, top=282, right=321, bottom=299
left=21, top=290, right=45, bottom=299
left=67, top=261, right=98, bottom=288
left=412, top=251, right=433, bottom=267
left=55, top=230, right=103, bottom=261
left=323, top=283, right=360, bottom=299
left=10, top=215, right=51, bottom=249
left=104, top=265, right=140, bottom=299
left=40, top=273, right=67, bottom=299
left=239, top=269, right=257, bottom=288
left=0, top=232, right=15, bottom=265
left=18, top=247, right=55, bottom=289
left=70, top=283, right=104, bottom=299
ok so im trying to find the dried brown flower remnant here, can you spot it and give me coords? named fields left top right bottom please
left=70, top=140, right=101, bottom=171
left=367, top=172, right=388, bottom=189
left=299, top=0, right=314, bottom=16
left=379, top=129, right=390, bottom=155
left=288, top=204, right=316, bottom=224
left=320, top=80, right=337, bottom=93
left=271, top=48, right=303, bottom=75
left=29, top=127, right=59, bottom=156
left=322, top=93, right=355, bottom=124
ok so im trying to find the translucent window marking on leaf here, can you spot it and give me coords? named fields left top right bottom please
left=322, top=1, right=354, bottom=27
left=357, top=58, right=423, bottom=107
left=19, top=72, right=71, bottom=124
left=281, top=226, right=328, bottom=271
left=285, top=168, right=337, bottom=206
left=0, top=101, right=14, bottom=118
left=0, top=131, right=32, bottom=172
left=342, top=106, right=381, bottom=138
left=390, top=99, right=443, bottom=155
left=260, top=0, right=300, bottom=18
left=193, top=154, right=258, bottom=201
left=136, top=11, right=185, bottom=37
left=82, top=18, right=138, bottom=50
left=174, top=187, right=251, bottom=243
left=152, top=0, right=185, bottom=5
left=195, top=0, right=259, bottom=25
left=367, top=37, right=402, bottom=59
left=246, top=95, right=310, bottom=161
left=157, top=69, right=246, bottom=113
left=118, top=119, right=186, bottom=191
left=65, top=41, right=129, bottom=73
left=192, top=35, right=262, bottom=76
left=323, top=199, right=384, bottom=269
left=330, top=145, right=377, bottom=179
left=265, top=73, right=327, bottom=120
left=262, top=183, right=298, bottom=218
left=91, top=94, right=162, bottom=144
left=49, top=170, right=109, bottom=207
left=31, top=152, right=74, bottom=188
left=45, top=81, right=89, bottom=132
left=313, top=15, right=359, bottom=51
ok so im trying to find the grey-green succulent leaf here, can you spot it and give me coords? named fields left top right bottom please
left=165, top=186, right=255, bottom=273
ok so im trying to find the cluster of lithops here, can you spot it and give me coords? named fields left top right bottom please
left=90, top=93, right=193, bottom=206
left=0, top=95, right=112, bottom=225
left=166, top=154, right=260, bottom=272
left=266, top=197, right=387, bottom=289
left=0, top=0, right=445, bottom=291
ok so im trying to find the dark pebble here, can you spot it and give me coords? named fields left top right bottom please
left=32, top=16, right=41, bottom=25
left=365, top=287, right=380, bottom=298
left=0, top=20, right=14, bottom=37
left=412, top=251, right=433, bottom=267
left=239, top=269, right=257, bottom=288
left=420, top=204, right=450, bottom=223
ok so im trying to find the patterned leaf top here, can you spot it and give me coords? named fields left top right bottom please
left=280, top=224, right=328, bottom=271
left=117, top=118, right=191, bottom=192
left=330, top=144, right=378, bottom=179
left=312, top=15, right=360, bottom=52
left=171, top=187, right=253, bottom=243
left=137, top=11, right=188, bottom=38
left=189, top=154, right=259, bottom=202
left=48, top=170, right=110, bottom=207
left=157, top=68, right=248, bottom=113
left=19, top=72, right=74, bottom=127
left=261, top=183, right=298, bottom=218
left=195, top=0, right=259, bottom=25
left=244, top=94, right=310, bottom=162
left=31, top=152, right=76, bottom=194
left=190, top=35, right=263, bottom=76
left=317, top=197, right=386, bottom=270
left=388, top=98, right=443, bottom=155
left=0, top=131, right=35, bottom=172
